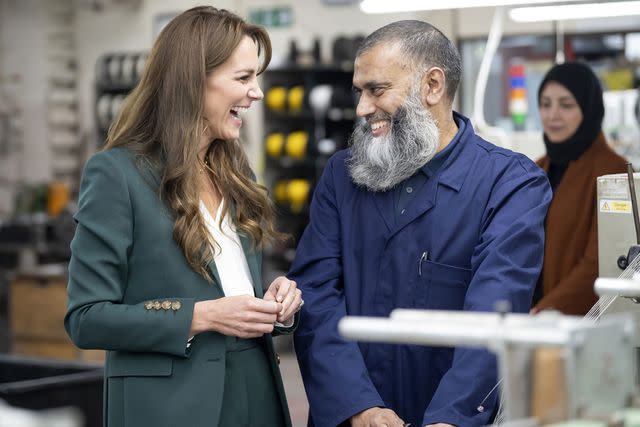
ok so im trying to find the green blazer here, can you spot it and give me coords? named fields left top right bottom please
left=65, top=147, right=295, bottom=427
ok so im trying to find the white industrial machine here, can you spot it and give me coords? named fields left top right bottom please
left=597, top=169, right=640, bottom=341
left=340, top=306, right=637, bottom=427
left=597, top=169, right=640, bottom=282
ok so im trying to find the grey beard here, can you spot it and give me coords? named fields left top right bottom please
left=347, top=91, right=439, bottom=192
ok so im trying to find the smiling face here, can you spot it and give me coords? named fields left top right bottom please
left=348, top=42, right=439, bottom=192
left=539, top=81, right=584, bottom=144
left=203, top=36, right=264, bottom=143
left=353, top=42, right=415, bottom=138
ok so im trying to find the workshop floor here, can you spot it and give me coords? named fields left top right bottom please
left=279, top=351, right=309, bottom=427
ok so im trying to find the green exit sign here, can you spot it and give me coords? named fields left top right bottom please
left=248, top=7, right=293, bottom=28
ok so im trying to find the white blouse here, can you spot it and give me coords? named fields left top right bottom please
left=198, top=199, right=293, bottom=329
left=199, top=199, right=255, bottom=297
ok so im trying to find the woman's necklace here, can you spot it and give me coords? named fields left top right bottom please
left=198, top=156, right=214, bottom=175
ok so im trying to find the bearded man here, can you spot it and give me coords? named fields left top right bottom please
left=289, top=20, right=552, bottom=427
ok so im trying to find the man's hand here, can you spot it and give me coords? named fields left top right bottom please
left=350, top=407, right=406, bottom=427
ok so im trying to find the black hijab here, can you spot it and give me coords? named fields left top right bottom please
left=537, top=62, right=604, bottom=189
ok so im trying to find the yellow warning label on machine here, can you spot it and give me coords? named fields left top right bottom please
left=600, top=199, right=632, bottom=213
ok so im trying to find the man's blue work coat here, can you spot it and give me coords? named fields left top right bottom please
left=290, top=113, right=553, bottom=427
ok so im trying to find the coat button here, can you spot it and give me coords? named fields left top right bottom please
left=276, top=353, right=280, bottom=365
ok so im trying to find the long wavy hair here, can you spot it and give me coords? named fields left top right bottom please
left=104, top=6, right=280, bottom=282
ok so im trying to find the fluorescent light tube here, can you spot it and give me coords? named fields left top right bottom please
left=509, top=1, right=640, bottom=22
left=360, top=0, right=585, bottom=14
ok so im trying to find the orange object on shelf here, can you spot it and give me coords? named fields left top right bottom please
left=47, top=181, right=69, bottom=217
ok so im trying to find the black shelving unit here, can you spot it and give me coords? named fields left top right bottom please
left=261, top=65, right=357, bottom=273
left=94, top=52, right=148, bottom=145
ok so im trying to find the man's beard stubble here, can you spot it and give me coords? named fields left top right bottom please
left=346, top=88, right=440, bottom=192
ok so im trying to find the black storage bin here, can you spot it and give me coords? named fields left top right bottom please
left=0, top=354, right=103, bottom=426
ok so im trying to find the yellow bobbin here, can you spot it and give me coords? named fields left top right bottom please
left=266, top=86, right=287, bottom=111
left=287, top=179, right=310, bottom=213
left=286, top=131, right=308, bottom=160
left=274, top=180, right=288, bottom=204
left=265, top=133, right=285, bottom=158
left=287, top=86, right=305, bottom=113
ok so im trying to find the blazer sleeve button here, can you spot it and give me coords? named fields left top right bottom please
left=171, top=301, right=182, bottom=311
left=144, top=301, right=154, bottom=310
left=152, top=301, right=162, bottom=310
left=161, top=301, right=172, bottom=310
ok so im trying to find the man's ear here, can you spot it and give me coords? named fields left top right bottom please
left=420, top=67, right=446, bottom=107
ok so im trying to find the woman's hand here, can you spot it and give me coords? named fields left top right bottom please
left=190, top=295, right=282, bottom=338
left=263, top=276, right=302, bottom=324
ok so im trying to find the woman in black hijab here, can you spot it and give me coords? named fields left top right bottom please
left=532, top=62, right=627, bottom=315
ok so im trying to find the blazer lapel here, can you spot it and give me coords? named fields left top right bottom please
left=239, top=233, right=263, bottom=298
left=206, top=259, right=225, bottom=296
left=203, top=201, right=261, bottom=297
left=205, top=235, right=261, bottom=298
left=139, top=160, right=226, bottom=294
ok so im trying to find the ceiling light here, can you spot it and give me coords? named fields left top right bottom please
left=509, top=1, right=640, bottom=22
left=360, top=0, right=585, bottom=14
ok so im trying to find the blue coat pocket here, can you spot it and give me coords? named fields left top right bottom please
left=419, top=260, right=471, bottom=310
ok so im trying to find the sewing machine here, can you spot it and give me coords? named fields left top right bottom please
left=597, top=170, right=640, bottom=340
left=339, top=299, right=638, bottom=426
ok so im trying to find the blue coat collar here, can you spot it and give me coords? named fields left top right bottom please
left=436, top=111, right=475, bottom=193
left=369, top=111, right=476, bottom=235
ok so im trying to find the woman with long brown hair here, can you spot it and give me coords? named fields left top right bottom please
left=64, top=6, right=301, bottom=426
